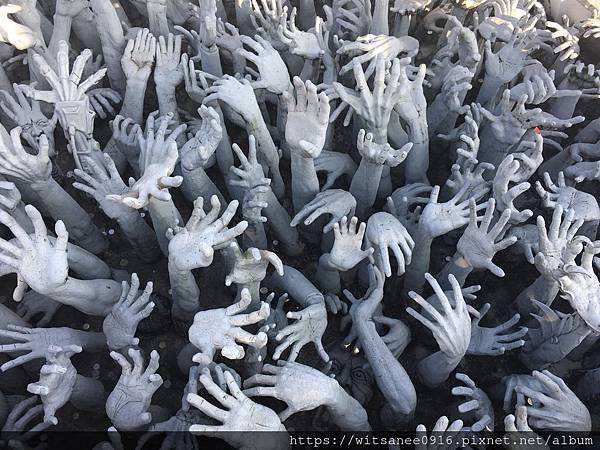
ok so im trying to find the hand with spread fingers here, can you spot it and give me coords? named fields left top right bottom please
left=451, top=373, right=494, bottom=431
left=273, top=301, right=329, bottom=363
left=535, top=172, right=600, bottom=222
left=456, top=198, right=517, bottom=277
left=180, top=105, right=222, bottom=171
left=237, top=34, right=291, bottom=95
left=167, top=195, right=248, bottom=271
left=225, top=241, right=284, bottom=287
left=326, top=216, right=374, bottom=272
left=0, top=85, right=57, bottom=154
left=514, top=370, right=591, bottom=431
left=103, top=273, right=155, bottom=351
left=27, top=345, right=81, bottom=425
left=106, top=349, right=163, bottom=431
left=107, top=112, right=185, bottom=209
left=1, top=396, right=52, bottom=442
left=365, top=212, right=414, bottom=277
left=492, top=155, right=533, bottom=225
left=153, top=33, right=184, bottom=90
left=0, top=325, right=90, bottom=372
left=290, top=189, right=356, bottom=233
left=0, top=204, right=68, bottom=301
left=468, top=303, right=527, bottom=356
left=243, top=361, right=344, bottom=420
left=22, top=41, right=106, bottom=135
left=407, top=274, right=471, bottom=385
left=187, top=370, right=286, bottom=449
left=121, top=28, right=156, bottom=83
left=0, top=128, right=51, bottom=189
left=283, top=76, right=330, bottom=158
left=188, top=288, right=269, bottom=364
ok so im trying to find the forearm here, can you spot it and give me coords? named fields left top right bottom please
left=64, top=241, right=111, bottom=279
left=262, top=189, right=303, bottom=257
left=48, top=13, right=72, bottom=58
left=299, top=59, right=318, bottom=82
left=426, top=95, right=453, bottom=137
left=71, top=8, right=103, bottom=54
left=168, top=260, right=200, bottom=320
left=48, top=277, right=122, bottom=316
left=290, top=154, right=319, bottom=213
left=478, top=125, right=523, bottom=168
left=357, top=321, right=417, bottom=416
left=243, top=220, right=268, bottom=251
left=235, top=0, right=253, bottom=35
left=315, top=254, right=341, bottom=294
left=32, top=177, right=107, bottom=254
left=371, top=0, right=390, bottom=35
left=146, top=0, right=170, bottom=38
left=199, top=45, right=223, bottom=77
left=513, top=275, right=560, bottom=317
left=119, top=80, right=148, bottom=124
left=116, top=212, right=162, bottom=263
left=180, top=166, right=226, bottom=206
left=327, top=388, right=371, bottom=431
left=404, top=119, right=429, bottom=184
left=247, top=119, right=284, bottom=198
left=537, top=148, right=575, bottom=180
left=298, top=0, right=317, bottom=30
left=71, top=375, right=107, bottom=412
left=417, top=350, right=462, bottom=387
left=546, top=93, right=580, bottom=121
left=102, top=139, right=128, bottom=174
left=476, top=74, right=504, bottom=105
left=76, top=331, right=108, bottom=352
left=156, top=86, right=180, bottom=122
left=436, top=252, right=473, bottom=288
left=0, top=65, right=13, bottom=95
left=350, top=159, right=384, bottom=217
left=205, top=102, right=234, bottom=175
left=147, top=197, right=183, bottom=256
left=89, top=0, right=127, bottom=93
left=269, top=265, right=323, bottom=307
left=403, top=231, right=433, bottom=293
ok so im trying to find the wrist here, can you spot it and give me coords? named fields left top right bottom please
left=372, top=128, right=388, bottom=145
left=116, top=210, right=143, bottom=228
left=201, top=43, right=218, bottom=54
left=168, top=255, right=194, bottom=274
left=453, top=252, right=472, bottom=269
left=29, top=175, right=52, bottom=192
left=441, top=348, right=465, bottom=366
left=319, top=253, right=339, bottom=271
left=415, top=225, right=435, bottom=243
left=242, top=108, right=264, bottom=128
left=156, top=84, right=176, bottom=97
left=323, top=383, right=350, bottom=410
left=126, top=77, right=148, bottom=91
left=407, top=119, right=428, bottom=143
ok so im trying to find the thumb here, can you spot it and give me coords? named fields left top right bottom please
left=486, top=261, right=505, bottom=277
left=322, top=174, right=335, bottom=191
left=139, top=412, right=152, bottom=426
left=2, top=5, right=21, bottom=14
left=298, top=140, right=319, bottom=157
